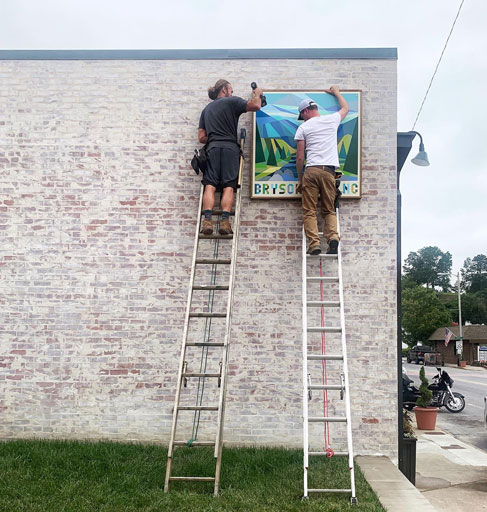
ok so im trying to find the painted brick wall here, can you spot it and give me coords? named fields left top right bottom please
left=0, top=56, right=397, bottom=457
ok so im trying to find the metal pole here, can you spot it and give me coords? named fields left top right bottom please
left=457, top=271, right=463, bottom=339
left=457, top=271, right=463, bottom=365
left=396, top=168, right=404, bottom=473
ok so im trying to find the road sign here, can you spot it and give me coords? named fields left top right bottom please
left=478, top=345, right=487, bottom=362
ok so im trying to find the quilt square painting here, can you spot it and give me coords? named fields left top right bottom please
left=251, top=90, right=361, bottom=198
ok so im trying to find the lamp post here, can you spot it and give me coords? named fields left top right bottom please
left=455, top=272, right=464, bottom=365
left=396, top=131, right=430, bottom=476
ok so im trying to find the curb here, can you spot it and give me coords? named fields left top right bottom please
left=357, top=455, right=438, bottom=511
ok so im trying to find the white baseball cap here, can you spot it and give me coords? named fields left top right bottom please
left=298, top=99, right=317, bottom=120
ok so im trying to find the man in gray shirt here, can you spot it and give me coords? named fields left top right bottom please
left=198, top=79, right=262, bottom=235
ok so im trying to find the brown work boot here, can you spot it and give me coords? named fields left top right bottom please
left=326, top=239, right=339, bottom=254
left=219, top=219, right=233, bottom=235
left=307, top=244, right=321, bottom=255
left=201, top=219, right=213, bottom=235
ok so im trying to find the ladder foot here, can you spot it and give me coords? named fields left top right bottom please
left=350, top=497, right=358, bottom=505
left=301, top=496, right=309, bottom=502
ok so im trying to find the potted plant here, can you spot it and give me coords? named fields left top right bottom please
left=413, top=366, right=438, bottom=430
left=401, top=410, right=417, bottom=485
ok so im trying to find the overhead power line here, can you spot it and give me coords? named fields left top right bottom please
left=412, top=0, right=465, bottom=130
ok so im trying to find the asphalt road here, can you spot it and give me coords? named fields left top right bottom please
left=404, top=361, right=487, bottom=452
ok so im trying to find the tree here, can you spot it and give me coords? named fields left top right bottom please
left=461, top=254, right=487, bottom=293
left=402, top=285, right=452, bottom=345
left=461, top=291, right=487, bottom=325
left=416, top=366, right=433, bottom=408
left=403, top=246, right=452, bottom=291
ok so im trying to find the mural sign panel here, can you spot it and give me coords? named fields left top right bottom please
left=251, top=90, right=361, bottom=199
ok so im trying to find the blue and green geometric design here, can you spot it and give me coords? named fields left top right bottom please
left=252, top=91, right=361, bottom=198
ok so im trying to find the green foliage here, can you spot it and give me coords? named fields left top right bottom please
left=416, top=366, right=433, bottom=408
left=402, top=285, right=452, bottom=345
left=438, top=290, right=487, bottom=325
left=461, top=292, right=487, bottom=324
left=0, top=440, right=384, bottom=512
left=403, top=246, right=452, bottom=291
left=461, top=254, right=487, bottom=293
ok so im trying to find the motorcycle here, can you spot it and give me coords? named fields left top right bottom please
left=403, top=367, right=466, bottom=413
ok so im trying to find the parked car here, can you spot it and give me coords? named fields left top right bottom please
left=484, top=396, right=487, bottom=430
left=407, top=345, right=433, bottom=364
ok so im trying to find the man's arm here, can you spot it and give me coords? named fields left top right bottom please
left=296, top=139, right=305, bottom=193
left=326, top=85, right=349, bottom=121
left=246, top=87, right=263, bottom=112
left=198, top=128, right=208, bottom=144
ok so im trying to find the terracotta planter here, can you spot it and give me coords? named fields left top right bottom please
left=413, top=406, right=438, bottom=430
left=460, top=361, right=467, bottom=368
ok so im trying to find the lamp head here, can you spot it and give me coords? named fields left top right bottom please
left=411, top=141, right=430, bottom=167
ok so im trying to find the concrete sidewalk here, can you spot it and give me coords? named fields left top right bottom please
left=416, top=428, right=487, bottom=511
left=358, top=428, right=487, bottom=512
left=357, top=455, right=437, bottom=511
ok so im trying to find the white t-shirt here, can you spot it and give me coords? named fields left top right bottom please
left=294, top=112, right=341, bottom=168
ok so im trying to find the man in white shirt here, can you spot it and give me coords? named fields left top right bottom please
left=294, top=86, right=349, bottom=255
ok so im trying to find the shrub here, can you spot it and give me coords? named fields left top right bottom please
left=416, top=366, right=432, bottom=408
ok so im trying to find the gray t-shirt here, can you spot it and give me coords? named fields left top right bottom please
left=199, top=96, right=248, bottom=148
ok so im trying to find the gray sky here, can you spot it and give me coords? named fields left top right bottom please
left=1, top=0, right=485, bottom=279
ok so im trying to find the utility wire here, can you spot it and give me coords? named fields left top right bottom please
left=412, top=0, right=465, bottom=130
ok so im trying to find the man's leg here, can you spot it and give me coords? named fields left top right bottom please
left=318, top=172, right=339, bottom=251
left=218, top=147, right=239, bottom=235
left=302, top=168, right=321, bottom=253
left=201, top=185, right=216, bottom=234
left=219, top=187, right=234, bottom=235
left=220, top=187, right=234, bottom=212
left=203, top=185, right=216, bottom=211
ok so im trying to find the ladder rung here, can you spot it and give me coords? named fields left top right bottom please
left=307, top=354, right=343, bottom=361
left=306, top=254, right=338, bottom=259
left=169, top=476, right=215, bottom=482
left=177, top=406, right=219, bottom=411
left=308, top=416, right=347, bottom=423
left=306, top=276, right=339, bottom=282
left=173, top=441, right=215, bottom=446
left=195, top=258, right=232, bottom=265
left=182, top=373, right=220, bottom=378
left=204, top=210, right=235, bottom=216
left=308, top=488, right=352, bottom=493
left=199, top=234, right=233, bottom=240
left=185, top=342, right=225, bottom=347
left=307, top=327, right=342, bottom=333
left=189, top=312, right=226, bottom=318
left=192, top=285, right=229, bottom=290
left=309, top=451, right=348, bottom=456
left=308, top=384, right=343, bottom=390
left=307, top=301, right=340, bottom=307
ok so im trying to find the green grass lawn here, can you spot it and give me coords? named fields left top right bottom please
left=0, top=440, right=384, bottom=511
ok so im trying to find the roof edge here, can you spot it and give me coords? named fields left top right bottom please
left=0, top=48, right=398, bottom=61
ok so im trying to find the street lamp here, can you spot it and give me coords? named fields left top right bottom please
left=455, top=272, right=464, bottom=364
left=396, top=131, right=430, bottom=478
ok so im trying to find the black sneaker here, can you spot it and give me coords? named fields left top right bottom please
left=326, top=239, right=339, bottom=254
left=308, top=246, right=321, bottom=255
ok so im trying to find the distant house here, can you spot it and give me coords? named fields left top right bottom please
left=429, top=325, right=487, bottom=364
